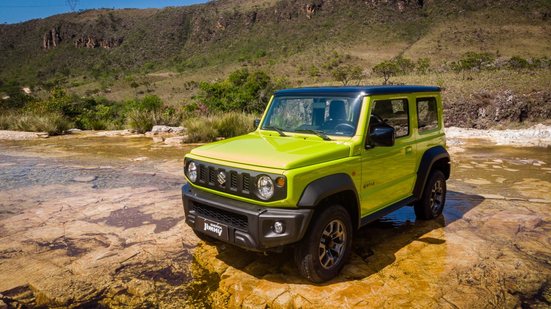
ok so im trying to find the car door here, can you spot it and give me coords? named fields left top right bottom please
left=360, top=95, right=417, bottom=216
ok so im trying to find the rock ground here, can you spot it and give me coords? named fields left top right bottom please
left=0, top=135, right=550, bottom=308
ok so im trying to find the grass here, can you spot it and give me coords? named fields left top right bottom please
left=0, top=112, right=72, bottom=135
left=183, top=112, right=256, bottom=142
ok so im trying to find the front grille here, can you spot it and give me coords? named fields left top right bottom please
left=197, top=164, right=253, bottom=197
left=191, top=202, right=248, bottom=230
left=187, top=160, right=286, bottom=201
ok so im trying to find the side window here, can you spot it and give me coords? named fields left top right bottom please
left=416, top=97, right=439, bottom=132
left=371, top=99, right=409, bottom=138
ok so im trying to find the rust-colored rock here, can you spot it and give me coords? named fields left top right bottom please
left=0, top=135, right=550, bottom=308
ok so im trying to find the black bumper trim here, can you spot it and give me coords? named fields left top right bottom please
left=182, top=183, right=313, bottom=251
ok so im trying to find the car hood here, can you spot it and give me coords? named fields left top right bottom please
left=190, top=133, right=351, bottom=170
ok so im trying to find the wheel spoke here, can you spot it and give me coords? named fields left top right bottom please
left=318, top=219, right=347, bottom=270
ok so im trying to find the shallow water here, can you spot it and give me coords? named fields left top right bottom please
left=0, top=136, right=550, bottom=308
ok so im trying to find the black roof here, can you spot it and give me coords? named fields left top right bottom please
left=274, top=85, right=440, bottom=97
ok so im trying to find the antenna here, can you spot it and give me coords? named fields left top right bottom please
left=66, top=0, right=79, bottom=12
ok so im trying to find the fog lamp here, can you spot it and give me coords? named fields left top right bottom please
left=274, top=221, right=285, bottom=234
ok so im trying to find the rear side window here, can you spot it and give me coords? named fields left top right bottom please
left=371, top=99, right=409, bottom=138
left=416, top=97, right=439, bottom=132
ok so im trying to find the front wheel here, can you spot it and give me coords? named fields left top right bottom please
left=294, top=205, right=352, bottom=283
left=414, top=170, right=447, bottom=220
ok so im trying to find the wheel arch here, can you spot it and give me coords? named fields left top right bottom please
left=413, top=145, right=450, bottom=200
left=297, top=173, right=360, bottom=231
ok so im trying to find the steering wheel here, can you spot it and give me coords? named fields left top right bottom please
left=334, top=123, right=355, bottom=132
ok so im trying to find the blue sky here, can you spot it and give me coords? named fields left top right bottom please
left=0, top=0, right=208, bottom=24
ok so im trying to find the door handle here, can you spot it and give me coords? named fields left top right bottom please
left=405, top=146, right=413, bottom=154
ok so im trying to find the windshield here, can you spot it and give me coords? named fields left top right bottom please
left=261, top=95, right=363, bottom=137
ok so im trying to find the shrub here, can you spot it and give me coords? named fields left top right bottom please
left=185, top=117, right=219, bottom=143
left=508, top=56, right=530, bottom=70
left=0, top=111, right=71, bottom=135
left=126, top=109, right=156, bottom=133
left=157, top=106, right=183, bottom=127
left=126, top=95, right=162, bottom=112
left=197, top=69, right=287, bottom=114
left=183, top=112, right=256, bottom=142
left=450, top=52, right=496, bottom=72
left=216, top=112, right=255, bottom=138
left=416, top=58, right=431, bottom=74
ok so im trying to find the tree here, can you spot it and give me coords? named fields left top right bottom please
left=394, top=56, right=415, bottom=75
left=197, top=69, right=287, bottom=114
left=373, top=61, right=400, bottom=85
left=331, top=65, right=364, bottom=85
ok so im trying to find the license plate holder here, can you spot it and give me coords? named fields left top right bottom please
left=196, top=217, right=229, bottom=240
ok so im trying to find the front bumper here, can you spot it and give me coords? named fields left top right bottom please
left=182, top=183, right=313, bottom=251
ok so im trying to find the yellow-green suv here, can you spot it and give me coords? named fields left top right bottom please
left=182, top=86, right=450, bottom=282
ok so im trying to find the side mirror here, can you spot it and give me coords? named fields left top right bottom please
left=253, top=119, right=260, bottom=128
left=368, top=123, right=395, bottom=147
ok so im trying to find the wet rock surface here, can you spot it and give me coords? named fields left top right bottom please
left=0, top=135, right=550, bottom=308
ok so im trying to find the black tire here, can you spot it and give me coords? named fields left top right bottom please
left=294, top=205, right=352, bottom=283
left=414, top=169, right=447, bottom=220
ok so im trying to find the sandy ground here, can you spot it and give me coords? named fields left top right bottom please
left=0, top=136, right=550, bottom=308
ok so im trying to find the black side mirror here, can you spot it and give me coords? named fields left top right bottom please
left=253, top=119, right=260, bottom=128
left=368, top=123, right=395, bottom=147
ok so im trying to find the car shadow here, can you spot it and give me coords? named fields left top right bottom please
left=205, top=190, right=484, bottom=285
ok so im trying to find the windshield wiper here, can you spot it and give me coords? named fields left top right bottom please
left=294, top=129, right=331, bottom=141
left=264, top=126, right=288, bottom=137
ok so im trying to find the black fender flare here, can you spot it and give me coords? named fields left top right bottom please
left=297, top=173, right=359, bottom=208
left=413, top=146, right=450, bottom=200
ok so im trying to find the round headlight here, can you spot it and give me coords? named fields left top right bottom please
left=187, top=161, right=197, bottom=182
left=256, top=175, right=274, bottom=200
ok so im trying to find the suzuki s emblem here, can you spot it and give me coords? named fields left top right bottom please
left=217, top=171, right=226, bottom=185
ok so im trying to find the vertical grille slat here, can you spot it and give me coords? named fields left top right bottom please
left=208, top=166, right=216, bottom=184
left=242, top=173, right=250, bottom=193
left=199, top=165, right=207, bottom=182
left=230, top=171, right=238, bottom=190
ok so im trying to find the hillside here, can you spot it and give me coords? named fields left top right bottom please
left=1, top=0, right=549, bottom=85
left=0, top=0, right=550, bottom=134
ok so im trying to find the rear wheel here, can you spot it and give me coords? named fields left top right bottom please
left=414, top=170, right=446, bottom=219
left=294, top=205, right=352, bottom=283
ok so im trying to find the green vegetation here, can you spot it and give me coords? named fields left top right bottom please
left=196, top=69, right=287, bottom=113
left=331, top=65, right=364, bottom=86
left=0, top=111, right=71, bottom=135
left=450, top=52, right=496, bottom=72
left=372, top=56, right=417, bottom=84
left=0, top=0, right=550, bottom=136
left=185, top=112, right=256, bottom=143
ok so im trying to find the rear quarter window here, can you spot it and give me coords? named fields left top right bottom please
left=416, top=97, right=439, bottom=132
